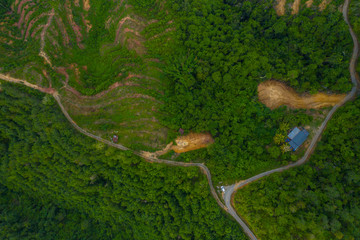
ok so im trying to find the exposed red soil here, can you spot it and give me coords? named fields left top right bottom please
left=258, top=80, right=345, bottom=109
left=305, top=0, right=314, bottom=7
left=14, top=0, right=19, bottom=9
left=148, top=19, right=158, bottom=24
left=123, top=28, right=141, bottom=36
left=149, top=27, right=175, bottom=40
left=83, top=0, right=90, bottom=11
left=125, top=73, right=160, bottom=83
left=319, top=0, right=332, bottom=11
left=18, top=3, right=33, bottom=29
left=24, top=9, right=35, bottom=26
left=55, top=16, right=70, bottom=46
left=114, top=0, right=125, bottom=12
left=31, top=24, right=43, bottom=38
left=81, top=14, right=92, bottom=33
left=275, top=0, right=286, bottom=16
left=172, top=132, right=214, bottom=153
left=65, top=0, right=84, bottom=48
left=127, top=38, right=146, bottom=55
left=291, top=0, right=301, bottom=14
left=63, top=93, right=159, bottom=111
left=0, top=73, right=55, bottom=94
left=115, top=16, right=145, bottom=43
left=56, top=67, right=70, bottom=85
left=64, top=81, right=140, bottom=100
left=25, top=12, right=48, bottom=39
left=17, top=0, right=32, bottom=14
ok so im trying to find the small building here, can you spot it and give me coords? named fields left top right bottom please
left=286, top=127, right=309, bottom=151
left=178, top=128, right=184, bottom=135
left=112, top=135, right=118, bottom=143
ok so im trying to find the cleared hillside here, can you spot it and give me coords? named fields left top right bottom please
left=0, top=0, right=176, bottom=150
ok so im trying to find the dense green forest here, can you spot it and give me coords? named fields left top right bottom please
left=234, top=98, right=360, bottom=240
left=161, top=0, right=353, bottom=181
left=0, top=82, right=246, bottom=240
left=1, top=0, right=359, bottom=239
left=0, top=183, right=115, bottom=239
left=1, top=0, right=355, bottom=179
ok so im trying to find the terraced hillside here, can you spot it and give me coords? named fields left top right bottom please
left=0, top=0, right=176, bottom=150
left=275, top=0, right=339, bottom=15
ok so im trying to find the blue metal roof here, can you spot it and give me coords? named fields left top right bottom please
left=289, top=140, right=299, bottom=150
left=288, top=127, right=300, bottom=139
left=288, top=129, right=309, bottom=151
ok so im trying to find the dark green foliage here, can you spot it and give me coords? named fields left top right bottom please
left=162, top=0, right=351, bottom=181
left=234, top=99, right=360, bottom=239
left=0, top=183, right=114, bottom=240
left=0, top=82, right=246, bottom=240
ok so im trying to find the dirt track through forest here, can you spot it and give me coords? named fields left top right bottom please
left=0, top=0, right=359, bottom=239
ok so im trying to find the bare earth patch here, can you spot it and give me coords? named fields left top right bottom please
left=65, top=0, right=84, bottom=48
left=172, top=132, right=214, bottom=153
left=305, top=0, right=314, bottom=7
left=83, top=0, right=90, bottom=11
left=319, top=0, right=332, bottom=11
left=275, top=0, right=286, bottom=16
left=291, top=0, right=301, bottom=14
left=258, top=80, right=346, bottom=110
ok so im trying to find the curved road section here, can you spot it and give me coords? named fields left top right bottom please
left=0, top=1, right=358, bottom=239
left=223, top=0, right=359, bottom=239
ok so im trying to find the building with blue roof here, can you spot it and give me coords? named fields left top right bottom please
left=286, top=127, right=309, bottom=151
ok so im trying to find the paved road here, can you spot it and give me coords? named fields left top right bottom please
left=0, top=1, right=359, bottom=239
left=223, top=0, right=360, bottom=239
left=0, top=76, right=226, bottom=212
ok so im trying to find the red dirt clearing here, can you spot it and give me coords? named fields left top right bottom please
left=17, top=0, right=32, bottom=14
left=55, top=16, right=70, bottom=46
left=172, top=132, right=214, bottom=153
left=25, top=12, right=48, bottom=39
left=65, top=0, right=84, bottom=48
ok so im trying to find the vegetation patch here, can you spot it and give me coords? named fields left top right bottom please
left=234, top=99, right=360, bottom=240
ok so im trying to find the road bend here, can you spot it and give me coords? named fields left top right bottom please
left=0, top=0, right=359, bottom=239
left=223, top=0, right=359, bottom=239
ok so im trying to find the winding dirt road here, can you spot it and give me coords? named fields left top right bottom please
left=223, top=0, right=359, bottom=239
left=0, top=0, right=358, bottom=239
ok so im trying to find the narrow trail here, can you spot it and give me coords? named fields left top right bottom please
left=39, top=9, right=55, bottom=67
left=0, top=0, right=358, bottom=239
left=223, top=0, right=359, bottom=239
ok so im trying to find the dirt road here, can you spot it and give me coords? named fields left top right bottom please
left=223, top=0, right=359, bottom=239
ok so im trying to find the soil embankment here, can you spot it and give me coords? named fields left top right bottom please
left=258, top=80, right=346, bottom=109
left=172, top=132, right=214, bottom=153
